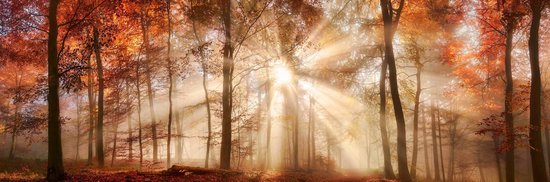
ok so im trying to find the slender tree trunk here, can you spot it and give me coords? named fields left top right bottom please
left=127, top=81, right=133, bottom=161
left=76, top=95, right=81, bottom=161
left=87, top=57, right=95, bottom=166
left=9, top=128, right=16, bottom=159
left=411, top=56, right=422, bottom=178
left=166, top=0, right=173, bottom=169
left=431, top=106, right=440, bottom=181
left=46, top=0, right=65, bottom=180
left=379, top=0, right=410, bottom=180
left=437, top=109, right=446, bottom=182
left=378, top=50, right=395, bottom=179
left=447, top=119, right=456, bottom=181
left=135, top=63, right=144, bottom=167
left=140, top=0, right=158, bottom=162
left=9, top=95, right=20, bottom=160
left=528, top=1, right=548, bottom=181
left=175, top=112, right=182, bottom=163
left=111, top=119, right=119, bottom=167
left=503, top=0, right=519, bottom=179
left=220, top=0, right=234, bottom=170
left=422, top=107, right=431, bottom=180
left=93, top=26, right=105, bottom=168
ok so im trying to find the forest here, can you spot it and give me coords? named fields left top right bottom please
left=0, top=0, right=549, bottom=181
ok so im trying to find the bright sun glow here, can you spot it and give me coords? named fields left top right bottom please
left=273, top=65, right=292, bottom=85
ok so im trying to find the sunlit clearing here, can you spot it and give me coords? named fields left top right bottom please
left=273, top=64, right=293, bottom=85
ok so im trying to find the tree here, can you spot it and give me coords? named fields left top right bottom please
left=220, top=0, right=234, bottom=169
left=527, top=0, right=548, bottom=181
left=378, top=48, right=396, bottom=178
left=379, top=0, right=411, bottom=181
left=93, top=26, right=105, bottom=168
left=46, top=0, right=65, bottom=180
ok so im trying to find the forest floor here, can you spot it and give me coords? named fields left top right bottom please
left=0, top=158, right=391, bottom=182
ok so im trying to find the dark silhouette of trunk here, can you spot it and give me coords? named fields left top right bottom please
left=503, top=1, right=520, bottom=180
left=378, top=51, right=395, bottom=179
left=478, top=149, right=487, bottom=182
left=528, top=1, right=547, bottom=181
left=87, top=58, right=95, bottom=165
left=135, top=62, right=144, bottom=167
left=9, top=82, right=21, bottom=160
left=139, top=0, right=158, bottom=162
left=379, top=0, right=410, bottom=181
left=202, top=64, right=212, bottom=168
left=431, top=106, right=440, bottom=181
left=175, top=112, right=182, bottom=163
left=422, top=107, right=431, bottom=180
left=166, top=0, right=173, bottom=169
left=46, top=0, right=65, bottom=180
left=76, top=95, right=81, bottom=161
left=127, top=81, right=132, bottom=161
left=93, top=26, right=105, bottom=168
left=220, top=0, right=234, bottom=170
left=447, top=117, right=456, bottom=181
left=411, top=54, right=422, bottom=178
left=437, top=109, right=446, bottom=182
left=191, top=15, right=212, bottom=168
left=111, top=112, right=119, bottom=167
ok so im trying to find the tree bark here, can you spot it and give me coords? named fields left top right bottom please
left=126, top=81, right=132, bottom=161
left=437, top=109, right=446, bottom=182
left=528, top=1, right=548, bottom=181
left=135, top=61, right=144, bottom=167
left=87, top=57, right=95, bottom=166
left=431, top=106, right=440, bottom=181
left=46, top=0, right=65, bottom=180
left=503, top=1, right=520, bottom=180
left=378, top=51, right=395, bottom=179
left=379, top=0, right=410, bottom=181
left=93, top=26, right=105, bottom=168
left=411, top=54, right=422, bottom=178
left=422, top=107, right=431, bottom=180
left=220, top=0, right=234, bottom=170
left=166, top=0, right=173, bottom=169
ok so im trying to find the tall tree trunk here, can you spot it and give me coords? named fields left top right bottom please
left=411, top=55, right=422, bottom=178
left=166, top=0, right=173, bottom=169
left=175, top=112, right=182, bottom=163
left=220, top=0, right=234, bottom=170
left=431, top=106, right=440, bottom=181
left=127, top=81, right=132, bottom=161
left=135, top=62, right=144, bottom=167
left=528, top=1, right=548, bottom=181
left=422, top=107, right=431, bottom=180
left=379, top=0, right=410, bottom=181
left=76, top=95, right=81, bottom=161
left=203, top=65, right=212, bottom=168
left=503, top=0, right=519, bottom=180
left=111, top=118, right=119, bottom=167
left=140, top=0, right=158, bottom=162
left=447, top=118, right=456, bottom=181
left=378, top=50, right=395, bottom=179
left=437, top=109, right=446, bottom=182
left=87, top=57, right=95, bottom=166
left=93, top=26, right=105, bottom=168
left=46, top=0, right=65, bottom=180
